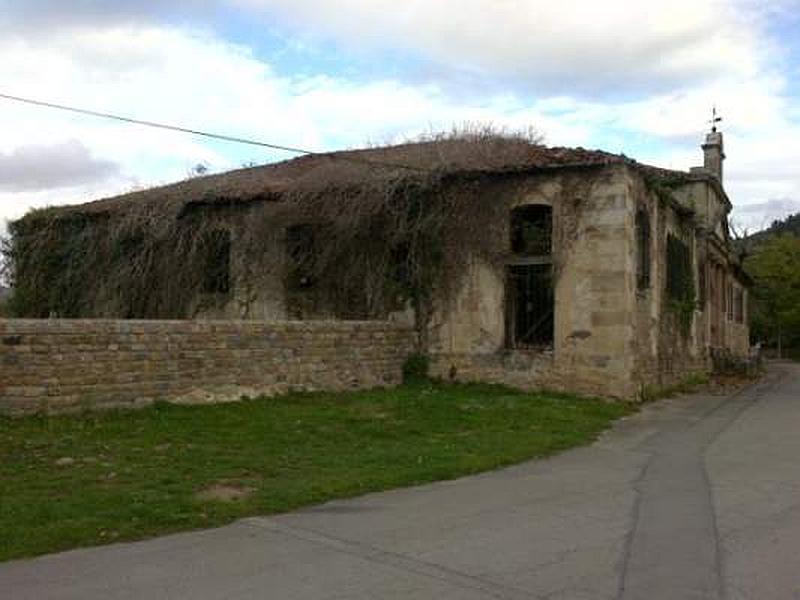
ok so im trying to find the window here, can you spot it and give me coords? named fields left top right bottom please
left=727, top=282, right=734, bottom=321
left=506, top=265, right=554, bottom=348
left=510, top=205, right=552, bottom=256
left=201, top=229, right=231, bottom=294
left=636, top=209, right=651, bottom=290
left=734, top=287, right=744, bottom=324
left=697, top=260, right=707, bottom=306
left=286, top=224, right=317, bottom=290
left=506, top=204, right=554, bottom=348
left=666, top=234, right=692, bottom=301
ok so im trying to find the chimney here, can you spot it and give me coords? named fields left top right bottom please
left=702, top=129, right=725, bottom=182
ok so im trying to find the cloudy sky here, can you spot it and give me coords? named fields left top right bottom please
left=0, top=0, right=798, bottom=233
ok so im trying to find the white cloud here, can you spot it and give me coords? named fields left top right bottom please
left=0, top=0, right=215, bottom=30
left=0, top=24, right=594, bottom=226
left=0, top=140, right=119, bottom=191
left=0, top=0, right=796, bottom=234
left=233, top=0, right=771, bottom=95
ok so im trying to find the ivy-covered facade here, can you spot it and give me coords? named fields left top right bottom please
left=5, top=132, right=750, bottom=399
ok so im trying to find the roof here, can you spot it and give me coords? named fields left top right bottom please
left=32, top=138, right=721, bottom=219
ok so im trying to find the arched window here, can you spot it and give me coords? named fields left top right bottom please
left=636, top=209, right=651, bottom=290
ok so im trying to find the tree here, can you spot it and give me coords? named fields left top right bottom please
left=745, top=234, right=800, bottom=357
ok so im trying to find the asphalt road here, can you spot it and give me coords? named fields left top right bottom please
left=2, top=363, right=798, bottom=599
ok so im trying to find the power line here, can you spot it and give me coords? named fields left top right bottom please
left=0, top=92, right=429, bottom=173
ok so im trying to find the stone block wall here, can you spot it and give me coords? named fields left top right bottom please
left=0, top=320, right=414, bottom=416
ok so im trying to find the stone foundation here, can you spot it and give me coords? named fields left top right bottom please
left=430, top=350, right=637, bottom=400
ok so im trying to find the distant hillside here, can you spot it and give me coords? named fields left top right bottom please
left=742, top=212, right=800, bottom=352
left=746, top=212, right=800, bottom=244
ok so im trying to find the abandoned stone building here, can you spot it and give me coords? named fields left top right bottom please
left=7, top=129, right=749, bottom=399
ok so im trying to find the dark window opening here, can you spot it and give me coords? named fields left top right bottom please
left=506, top=264, right=554, bottom=349
left=697, top=259, right=707, bottom=306
left=666, top=234, right=692, bottom=301
left=734, top=287, right=744, bottom=324
left=388, top=242, right=411, bottom=292
left=511, top=205, right=552, bottom=256
left=636, top=209, right=651, bottom=290
left=286, top=224, right=318, bottom=291
left=202, top=229, right=231, bottom=294
left=727, top=282, right=734, bottom=321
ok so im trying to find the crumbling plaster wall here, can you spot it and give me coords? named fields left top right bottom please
left=631, top=176, right=708, bottom=392
left=672, top=181, right=730, bottom=240
left=670, top=181, right=750, bottom=360
left=726, top=318, right=750, bottom=356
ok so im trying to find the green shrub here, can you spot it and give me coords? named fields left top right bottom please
left=402, top=353, right=430, bottom=382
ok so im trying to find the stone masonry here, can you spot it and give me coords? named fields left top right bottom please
left=0, top=320, right=414, bottom=416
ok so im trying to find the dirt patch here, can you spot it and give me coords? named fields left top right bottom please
left=195, top=482, right=256, bottom=503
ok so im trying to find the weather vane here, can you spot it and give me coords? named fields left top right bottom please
left=709, top=106, right=722, bottom=132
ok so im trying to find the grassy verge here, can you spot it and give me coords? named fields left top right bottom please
left=0, top=381, right=631, bottom=562
left=640, top=373, right=711, bottom=402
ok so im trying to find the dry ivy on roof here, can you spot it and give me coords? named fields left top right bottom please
left=3, top=125, right=581, bottom=346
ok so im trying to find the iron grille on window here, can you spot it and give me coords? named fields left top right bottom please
left=506, top=204, right=554, bottom=349
left=506, top=264, right=554, bottom=348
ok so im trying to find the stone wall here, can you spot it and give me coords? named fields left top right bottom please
left=428, top=165, right=641, bottom=400
left=0, top=320, right=414, bottom=416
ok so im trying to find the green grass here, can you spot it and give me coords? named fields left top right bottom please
left=640, top=372, right=712, bottom=402
left=0, top=381, right=631, bottom=562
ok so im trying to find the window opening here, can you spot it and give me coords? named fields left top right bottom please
left=666, top=234, right=692, bottom=301
left=697, top=259, right=707, bottom=306
left=734, top=287, right=744, bottom=324
left=636, top=209, right=651, bottom=290
left=507, top=265, right=554, bottom=348
left=727, top=282, right=734, bottom=321
left=507, top=204, right=554, bottom=349
left=201, top=229, right=231, bottom=294
left=510, top=205, right=552, bottom=256
left=286, top=224, right=317, bottom=291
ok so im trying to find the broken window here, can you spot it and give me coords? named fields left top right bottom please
left=507, top=204, right=554, bottom=349
left=506, top=265, right=554, bottom=348
left=510, top=205, right=552, bottom=256
left=666, top=234, right=692, bottom=301
left=201, top=229, right=231, bottom=294
left=636, top=209, right=651, bottom=290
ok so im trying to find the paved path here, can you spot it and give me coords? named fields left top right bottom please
left=2, top=363, right=799, bottom=599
